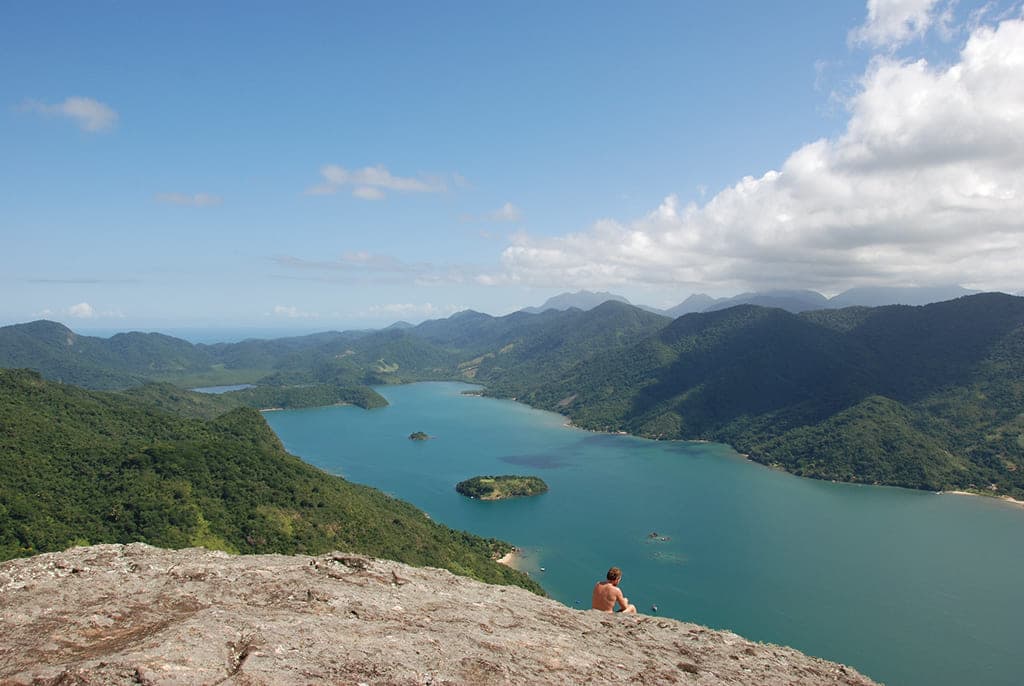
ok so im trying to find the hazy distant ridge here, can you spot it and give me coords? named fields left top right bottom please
left=520, top=285, right=981, bottom=317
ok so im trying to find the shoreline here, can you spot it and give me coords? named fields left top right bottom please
left=273, top=381, right=1024, bottom=514
left=496, top=548, right=521, bottom=568
left=549, top=399, right=1024, bottom=512
left=940, top=490, right=1024, bottom=509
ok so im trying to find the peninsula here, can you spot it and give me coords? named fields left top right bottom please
left=456, top=475, right=548, bottom=500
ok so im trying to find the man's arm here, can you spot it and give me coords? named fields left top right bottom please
left=614, top=587, right=629, bottom=612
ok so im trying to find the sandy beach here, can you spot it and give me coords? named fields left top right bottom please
left=941, top=490, right=1024, bottom=509
left=496, top=548, right=521, bottom=567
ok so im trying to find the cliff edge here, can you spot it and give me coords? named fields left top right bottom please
left=0, top=544, right=879, bottom=685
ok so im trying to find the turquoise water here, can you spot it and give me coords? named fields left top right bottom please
left=264, top=382, right=1024, bottom=686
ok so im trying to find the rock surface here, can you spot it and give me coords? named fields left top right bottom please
left=0, top=544, right=880, bottom=685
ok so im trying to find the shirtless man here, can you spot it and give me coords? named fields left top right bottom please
left=591, top=566, right=637, bottom=613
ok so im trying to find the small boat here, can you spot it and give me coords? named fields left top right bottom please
left=651, top=604, right=658, bottom=612
left=539, top=567, right=546, bottom=572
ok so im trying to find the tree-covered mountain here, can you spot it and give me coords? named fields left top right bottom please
left=0, top=369, right=541, bottom=593
left=0, top=320, right=204, bottom=389
left=4, top=294, right=1023, bottom=499
left=515, top=294, right=1024, bottom=498
left=455, top=301, right=671, bottom=394
left=0, top=321, right=392, bottom=407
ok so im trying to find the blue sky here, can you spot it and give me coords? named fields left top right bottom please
left=3, top=1, right=1023, bottom=332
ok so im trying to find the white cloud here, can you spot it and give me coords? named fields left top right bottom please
left=495, top=13, right=1024, bottom=295
left=352, top=186, right=385, bottom=200
left=306, top=164, right=449, bottom=199
left=21, top=96, right=118, bottom=132
left=271, top=305, right=319, bottom=319
left=488, top=202, right=522, bottom=222
left=849, top=0, right=942, bottom=49
left=461, top=202, right=523, bottom=224
left=68, top=302, right=96, bottom=319
left=155, top=192, right=223, bottom=207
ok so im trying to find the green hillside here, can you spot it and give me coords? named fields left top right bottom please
left=0, top=321, right=391, bottom=410
left=0, top=369, right=541, bottom=593
left=468, top=301, right=670, bottom=395
left=5, top=294, right=1023, bottom=499
left=522, top=294, right=1024, bottom=498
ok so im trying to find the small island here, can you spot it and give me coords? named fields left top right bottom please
left=455, top=475, right=549, bottom=500
left=408, top=431, right=429, bottom=441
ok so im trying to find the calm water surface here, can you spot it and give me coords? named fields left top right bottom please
left=264, top=382, right=1024, bottom=686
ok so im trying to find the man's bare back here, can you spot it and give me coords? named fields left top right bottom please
left=591, top=567, right=637, bottom=613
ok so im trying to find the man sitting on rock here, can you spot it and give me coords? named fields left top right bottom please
left=591, top=566, right=637, bottom=613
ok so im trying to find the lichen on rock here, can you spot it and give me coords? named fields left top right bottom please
left=0, top=544, right=879, bottom=685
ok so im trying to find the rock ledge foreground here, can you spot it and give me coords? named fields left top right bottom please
left=0, top=544, right=879, bottom=685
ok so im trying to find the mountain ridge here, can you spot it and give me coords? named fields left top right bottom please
left=3, top=294, right=1023, bottom=498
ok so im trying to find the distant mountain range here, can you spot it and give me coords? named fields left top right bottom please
left=2, top=291, right=1022, bottom=500
left=521, top=286, right=981, bottom=316
left=519, top=290, right=631, bottom=313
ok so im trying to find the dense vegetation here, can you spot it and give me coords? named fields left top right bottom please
left=0, top=321, right=392, bottom=407
left=455, top=475, right=549, bottom=500
left=0, top=369, right=541, bottom=593
left=518, top=295, right=1024, bottom=498
left=4, top=293, right=1023, bottom=501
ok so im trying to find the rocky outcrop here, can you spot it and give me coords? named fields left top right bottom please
left=0, top=544, right=879, bottom=685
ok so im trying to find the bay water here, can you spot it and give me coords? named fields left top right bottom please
left=264, top=382, right=1024, bottom=686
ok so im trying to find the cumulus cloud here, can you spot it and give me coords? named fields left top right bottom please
left=849, top=0, right=944, bottom=49
left=59, top=302, right=125, bottom=319
left=487, top=202, right=523, bottom=222
left=21, top=96, right=118, bottom=132
left=155, top=192, right=223, bottom=207
left=352, top=186, right=385, bottom=200
left=495, top=11, right=1024, bottom=296
left=306, top=164, right=448, bottom=199
left=68, top=302, right=96, bottom=319
left=271, top=305, right=319, bottom=319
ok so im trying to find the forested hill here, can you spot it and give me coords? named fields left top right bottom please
left=0, top=369, right=541, bottom=593
left=517, top=293, right=1024, bottom=498
left=0, top=320, right=388, bottom=409
left=0, top=320, right=205, bottom=389
left=4, top=295, right=1024, bottom=497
